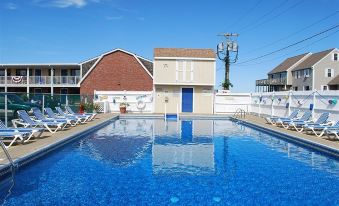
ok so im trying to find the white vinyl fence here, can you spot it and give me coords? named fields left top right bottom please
left=214, top=90, right=339, bottom=121
left=214, top=92, right=251, bottom=114
left=94, top=91, right=153, bottom=113
left=251, top=90, right=339, bottom=120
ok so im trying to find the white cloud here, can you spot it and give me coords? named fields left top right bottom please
left=106, top=15, right=123, bottom=20
left=6, top=3, right=17, bottom=10
left=33, top=0, right=100, bottom=8
left=53, top=0, right=87, bottom=8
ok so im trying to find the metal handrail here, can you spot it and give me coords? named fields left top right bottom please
left=0, top=140, right=16, bottom=168
left=233, top=108, right=246, bottom=118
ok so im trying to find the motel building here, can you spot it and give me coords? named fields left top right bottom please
left=0, top=64, right=81, bottom=95
left=153, top=48, right=216, bottom=114
left=0, top=48, right=153, bottom=98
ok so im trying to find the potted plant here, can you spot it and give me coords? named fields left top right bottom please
left=119, top=102, right=129, bottom=113
left=93, top=103, right=100, bottom=113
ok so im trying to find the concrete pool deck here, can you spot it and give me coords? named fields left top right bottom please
left=0, top=113, right=117, bottom=171
left=238, top=114, right=339, bottom=152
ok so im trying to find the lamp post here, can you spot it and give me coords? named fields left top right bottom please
left=217, top=33, right=239, bottom=90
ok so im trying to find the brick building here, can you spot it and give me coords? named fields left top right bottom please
left=80, top=49, right=153, bottom=95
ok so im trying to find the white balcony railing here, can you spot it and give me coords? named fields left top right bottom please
left=0, top=76, right=80, bottom=85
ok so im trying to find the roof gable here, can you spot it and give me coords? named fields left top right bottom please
left=79, top=48, right=153, bottom=85
left=328, top=74, right=339, bottom=85
left=292, top=48, right=336, bottom=71
left=268, top=53, right=310, bottom=74
left=154, top=48, right=216, bottom=59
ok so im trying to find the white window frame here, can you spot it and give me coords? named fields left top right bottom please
left=333, top=53, right=338, bottom=61
left=325, top=68, right=334, bottom=77
left=304, top=69, right=310, bottom=77
left=297, top=70, right=301, bottom=79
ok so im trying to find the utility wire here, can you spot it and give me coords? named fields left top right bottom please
left=235, top=24, right=339, bottom=65
left=242, top=10, right=339, bottom=55
left=238, top=0, right=290, bottom=33
left=235, top=29, right=339, bottom=67
left=241, top=0, right=304, bottom=34
left=227, top=0, right=263, bottom=31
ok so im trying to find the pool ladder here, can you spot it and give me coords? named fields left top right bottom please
left=0, top=140, right=16, bottom=168
left=233, top=108, right=246, bottom=119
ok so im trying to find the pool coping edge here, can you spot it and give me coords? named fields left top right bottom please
left=233, top=117, right=339, bottom=157
left=0, top=115, right=119, bottom=178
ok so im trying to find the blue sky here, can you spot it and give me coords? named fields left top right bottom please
left=0, top=0, right=338, bottom=92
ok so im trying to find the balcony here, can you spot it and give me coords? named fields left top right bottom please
left=0, top=76, right=81, bottom=86
left=256, top=78, right=287, bottom=86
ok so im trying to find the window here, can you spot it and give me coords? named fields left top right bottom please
left=70, top=69, right=80, bottom=76
left=304, top=69, right=310, bottom=77
left=322, top=85, right=328, bottom=91
left=16, top=69, right=27, bottom=76
left=61, top=69, right=68, bottom=76
left=297, top=70, right=301, bottom=79
left=325, top=68, right=334, bottom=77
left=333, top=53, right=338, bottom=61
left=304, top=86, right=310, bottom=91
left=0, top=69, right=4, bottom=76
left=35, top=69, right=42, bottom=76
left=294, top=86, right=298, bottom=91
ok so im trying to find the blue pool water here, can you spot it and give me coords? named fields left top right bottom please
left=1, top=119, right=338, bottom=205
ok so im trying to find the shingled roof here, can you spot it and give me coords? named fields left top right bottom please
left=137, top=57, right=153, bottom=75
left=154, top=48, right=215, bottom=58
left=328, top=75, right=339, bottom=85
left=268, top=53, right=310, bottom=74
left=292, top=48, right=335, bottom=71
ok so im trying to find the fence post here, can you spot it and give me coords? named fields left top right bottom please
left=249, top=93, right=252, bottom=114
left=258, top=93, right=261, bottom=117
left=271, top=91, right=275, bottom=117
left=66, top=95, right=68, bottom=107
left=288, top=90, right=291, bottom=116
left=42, top=94, right=45, bottom=115
left=312, top=90, right=316, bottom=120
left=5, top=93, right=8, bottom=127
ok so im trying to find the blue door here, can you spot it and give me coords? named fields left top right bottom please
left=182, top=88, right=193, bottom=112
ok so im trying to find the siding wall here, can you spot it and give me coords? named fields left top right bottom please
left=154, top=59, right=215, bottom=85
left=314, top=51, right=339, bottom=90
left=154, top=85, right=214, bottom=114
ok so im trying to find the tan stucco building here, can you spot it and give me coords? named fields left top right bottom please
left=153, top=48, right=216, bottom=114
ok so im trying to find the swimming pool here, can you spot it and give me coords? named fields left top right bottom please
left=1, top=119, right=338, bottom=205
